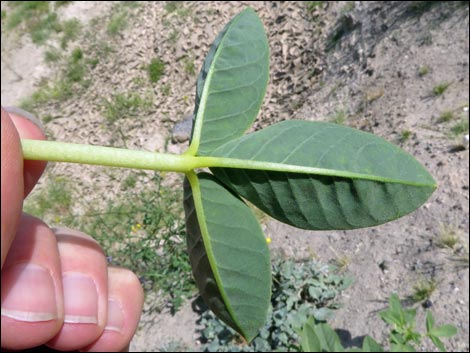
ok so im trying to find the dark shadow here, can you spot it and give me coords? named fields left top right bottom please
left=335, top=329, right=368, bottom=350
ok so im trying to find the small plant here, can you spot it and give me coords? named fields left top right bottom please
left=450, top=115, right=469, bottom=136
left=198, top=258, right=352, bottom=352
left=436, top=224, right=461, bottom=250
left=76, top=173, right=195, bottom=312
left=183, top=57, right=196, bottom=76
left=306, top=1, right=324, bottom=12
left=399, top=129, right=413, bottom=143
left=107, top=10, right=128, bottom=36
left=60, top=18, right=82, bottom=48
left=329, top=109, right=348, bottom=125
left=300, top=293, right=457, bottom=352
left=411, top=278, right=438, bottom=303
left=148, top=57, right=165, bottom=83
left=21, top=8, right=436, bottom=342
left=418, top=65, right=430, bottom=77
left=44, top=47, right=62, bottom=63
left=433, top=82, right=451, bottom=96
left=437, top=110, right=455, bottom=123
left=65, top=47, right=86, bottom=82
left=165, top=1, right=191, bottom=18
left=23, top=175, right=73, bottom=222
left=102, top=92, right=152, bottom=123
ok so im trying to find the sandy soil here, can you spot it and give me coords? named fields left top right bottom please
left=1, top=1, right=468, bottom=351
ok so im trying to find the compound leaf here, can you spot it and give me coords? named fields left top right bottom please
left=210, top=120, right=436, bottom=230
left=183, top=172, right=271, bottom=341
left=188, top=8, right=269, bottom=156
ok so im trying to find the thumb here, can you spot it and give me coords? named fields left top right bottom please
left=1, top=108, right=24, bottom=268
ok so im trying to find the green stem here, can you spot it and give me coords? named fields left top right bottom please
left=21, top=139, right=436, bottom=187
left=21, top=139, right=198, bottom=173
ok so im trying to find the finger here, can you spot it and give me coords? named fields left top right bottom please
left=1, top=214, right=64, bottom=350
left=83, top=267, right=144, bottom=352
left=46, top=228, right=108, bottom=351
left=1, top=108, right=24, bottom=268
left=3, top=106, right=47, bottom=197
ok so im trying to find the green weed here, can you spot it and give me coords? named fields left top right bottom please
left=408, top=1, right=438, bottom=15
left=300, top=293, right=457, bottom=352
left=399, top=129, right=413, bottom=143
left=5, top=1, right=50, bottom=30
left=20, top=46, right=90, bottom=111
left=107, top=11, right=128, bottom=36
left=437, top=110, right=455, bottom=123
left=165, top=1, right=191, bottom=17
left=412, top=278, right=438, bottom=303
left=433, top=82, right=451, bottom=96
left=183, top=57, right=196, bottom=76
left=168, top=28, right=179, bottom=44
left=102, top=92, right=152, bottom=122
left=165, top=1, right=180, bottom=13
left=341, top=1, right=355, bottom=14
left=162, top=84, right=172, bottom=96
left=418, top=65, right=430, bottom=76
left=450, top=116, right=469, bottom=136
left=29, top=12, right=61, bottom=44
left=306, top=1, right=324, bottom=12
left=60, top=18, right=82, bottom=48
left=43, top=47, right=62, bottom=63
left=77, top=173, right=195, bottom=312
left=436, top=224, right=461, bottom=250
left=198, top=258, right=352, bottom=352
left=329, top=109, right=348, bottom=125
left=121, top=174, right=137, bottom=190
left=23, top=175, right=73, bottom=222
left=4, top=2, right=80, bottom=46
left=65, top=47, right=86, bottom=82
left=148, top=58, right=165, bottom=83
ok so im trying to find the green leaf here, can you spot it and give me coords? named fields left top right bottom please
left=300, top=318, right=322, bottom=352
left=429, top=324, right=458, bottom=338
left=210, top=120, right=436, bottom=230
left=183, top=172, right=271, bottom=341
left=429, top=335, right=446, bottom=352
left=426, top=311, right=435, bottom=333
left=391, top=343, right=416, bottom=352
left=361, top=336, right=384, bottom=352
left=187, top=8, right=269, bottom=156
left=314, top=322, right=344, bottom=352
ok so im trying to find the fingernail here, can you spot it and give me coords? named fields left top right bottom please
left=105, top=298, right=124, bottom=333
left=3, top=106, right=44, bottom=131
left=1, top=263, right=58, bottom=322
left=63, top=272, right=98, bottom=324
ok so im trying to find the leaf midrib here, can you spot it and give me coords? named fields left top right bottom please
left=198, top=156, right=437, bottom=188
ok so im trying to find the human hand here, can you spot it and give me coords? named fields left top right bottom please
left=1, top=107, right=144, bottom=351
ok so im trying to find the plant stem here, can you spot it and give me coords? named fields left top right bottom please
left=21, top=139, right=198, bottom=173
left=21, top=139, right=437, bottom=188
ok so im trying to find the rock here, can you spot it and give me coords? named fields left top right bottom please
left=171, top=114, right=194, bottom=143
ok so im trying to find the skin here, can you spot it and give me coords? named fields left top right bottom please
left=1, top=107, right=144, bottom=351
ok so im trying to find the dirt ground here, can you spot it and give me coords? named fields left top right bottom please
left=1, top=1, right=468, bottom=351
